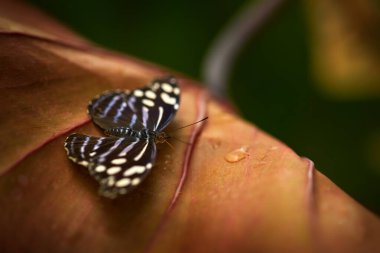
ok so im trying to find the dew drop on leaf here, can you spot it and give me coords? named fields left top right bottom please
left=224, top=145, right=250, bottom=163
left=209, top=138, right=221, bottom=149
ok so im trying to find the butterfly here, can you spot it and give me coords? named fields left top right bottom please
left=64, top=76, right=180, bottom=198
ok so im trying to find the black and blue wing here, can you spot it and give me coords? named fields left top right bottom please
left=64, top=133, right=156, bottom=198
left=88, top=76, right=181, bottom=132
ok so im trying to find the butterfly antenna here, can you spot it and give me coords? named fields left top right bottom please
left=169, top=135, right=193, bottom=145
left=171, top=117, right=208, bottom=132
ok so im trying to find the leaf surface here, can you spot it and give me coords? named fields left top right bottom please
left=0, top=1, right=379, bottom=253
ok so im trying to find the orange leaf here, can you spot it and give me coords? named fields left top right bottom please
left=0, top=1, right=379, bottom=253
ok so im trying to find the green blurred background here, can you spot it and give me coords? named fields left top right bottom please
left=30, top=0, right=380, bottom=214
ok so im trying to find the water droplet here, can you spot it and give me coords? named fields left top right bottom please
left=224, top=145, right=250, bottom=163
left=163, top=153, right=172, bottom=166
left=209, top=138, right=221, bottom=149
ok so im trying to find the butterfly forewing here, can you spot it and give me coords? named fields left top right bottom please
left=145, top=77, right=181, bottom=131
left=88, top=76, right=180, bottom=132
left=87, top=90, right=146, bottom=131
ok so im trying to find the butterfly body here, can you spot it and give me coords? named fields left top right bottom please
left=64, top=76, right=180, bottom=198
left=104, top=127, right=164, bottom=141
left=104, top=126, right=135, bottom=137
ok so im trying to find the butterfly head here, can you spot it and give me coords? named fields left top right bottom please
left=155, top=131, right=170, bottom=144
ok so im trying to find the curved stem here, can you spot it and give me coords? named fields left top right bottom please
left=202, top=0, right=288, bottom=97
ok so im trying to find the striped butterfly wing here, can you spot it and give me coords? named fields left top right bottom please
left=65, top=76, right=181, bottom=197
left=88, top=76, right=181, bottom=132
left=64, top=133, right=156, bottom=198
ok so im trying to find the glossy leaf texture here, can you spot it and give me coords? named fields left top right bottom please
left=0, top=1, right=379, bottom=253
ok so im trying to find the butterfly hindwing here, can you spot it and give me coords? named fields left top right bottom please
left=88, top=76, right=180, bottom=132
left=64, top=133, right=156, bottom=198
